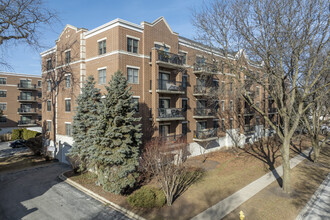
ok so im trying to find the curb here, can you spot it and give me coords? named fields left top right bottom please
left=58, top=172, right=146, bottom=220
left=295, top=173, right=330, bottom=220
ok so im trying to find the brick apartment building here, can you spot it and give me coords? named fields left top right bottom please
left=41, top=17, right=277, bottom=162
left=0, top=72, right=42, bottom=134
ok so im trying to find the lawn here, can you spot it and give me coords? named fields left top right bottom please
left=66, top=136, right=318, bottom=220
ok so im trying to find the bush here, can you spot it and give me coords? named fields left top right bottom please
left=12, top=129, right=24, bottom=140
left=22, top=129, right=39, bottom=140
left=25, top=135, right=43, bottom=156
left=0, top=133, right=12, bottom=142
left=127, top=186, right=166, bottom=208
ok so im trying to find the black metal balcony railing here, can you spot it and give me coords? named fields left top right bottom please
left=193, top=62, right=218, bottom=74
left=18, top=119, right=37, bottom=125
left=17, top=96, right=37, bottom=101
left=157, top=50, right=185, bottom=66
left=18, top=108, right=37, bottom=113
left=194, top=128, right=217, bottom=140
left=193, top=85, right=217, bottom=95
left=194, top=108, right=216, bottom=117
left=158, top=79, right=184, bottom=92
left=159, top=134, right=184, bottom=143
left=268, top=108, right=277, bottom=113
left=244, top=108, right=255, bottom=115
left=158, top=108, right=185, bottom=119
left=244, top=125, right=255, bottom=133
left=17, top=83, right=37, bottom=89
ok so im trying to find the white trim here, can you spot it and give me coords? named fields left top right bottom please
left=97, top=66, right=107, bottom=70
left=126, top=65, right=140, bottom=70
left=179, top=49, right=188, bottom=54
left=126, top=35, right=140, bottom=41
left=64, top=73, right=71, bottom=76
left=40, top=47, right=56, bottom=57
left=159, top=122, right=171, bottom=126
left=97, top=37, right=107, bottom=42
left=154, top=41, right=171, bottom=48
left=64, top=49, right=71, bottom=53
left=159, top=70, right=171, bottom=74
left=0, top=89, right=7, bottom=91
left=132, top=96, right=140, bottom=98
left=181, top=98, right=188, bottom=100
left=85, top=50, right=150, bottom=62
left=0, top=72, right=41, bottom=78
left=46, top=119, right=52, bottom=122
left=64, top=98, right=71, bottom=100
left=65, top=122, right=71, bottom=124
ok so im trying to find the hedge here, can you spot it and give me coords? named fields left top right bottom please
left=11, top=128, right=40, bottom=141
left=127, top=186, right=166, bottom=208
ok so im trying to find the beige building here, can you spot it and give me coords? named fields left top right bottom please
left=41, top=17, right=275, bottom=162
left=0, top=72, right=42, bottom=134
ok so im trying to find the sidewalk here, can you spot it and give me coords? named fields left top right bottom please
left=295, top=173, right=330, bottom=220
left=191, top=148, right=312, bottom=220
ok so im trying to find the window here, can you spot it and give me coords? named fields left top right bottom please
left=46, top=59, right=52, bottom=70
left=179, top=52, right=187, bottom=64
left=0, top=103, right=6, bottom=111
left=47, top=121, right=51, bottom=132
left=98, top=40, right=106, bottom=55
left=127, top=38, right=138, bottom=53
left=182, top=75, right=187, bottom=89
left=182, top=99, right=187, bottom=112
left=159, top=124, right=170, bottom=137
left=256, top=117, right=260, bottom=125
left=182, top=122, right=187, bottom=135
left=47, top=100, right=51, bottom=111
left=0, top=91, right=6, bottom=97
left=221, top=100, right=225, bottom=111
left=230, top=118, right=233, bottom=129
left=196, top=56, right=205, bottom=65
left=127, top=68, right=139, bottom=84
left=0, top=116, right=6, bottom=123
left=65, top=51, right=71, bottom=64
left=222, top=119, right=225, bottom=131
left=65, top=123, right=72, bottom=136
left=47, top=80, right=51, bottom=91
left=230, top=100, right=233, bottom=111
left=230, top=82, right=233, bottom=92
left=256, top=87, right=260, bottom=96
left=213, top=120, right=219, bottom=130
left=38, top=115, right=42, bottom=121
left=98, top=69, right=106, bottom=84
left=38, top=80, right=42, bottom=87
left=131, top=98, right=139, bottom=112
left=20, top=92, right=32, bottom=100
left=222, top=81, right=225, bottom=90
left=213, top=80, right=219, bottom=87
left=256, top=102, right=260, bottom=108
left=65, top=99, right=71, bottom=112
left=38, top=92, right=42, bottom=98
left=38, top=103, right=42, bottom=109
left=65, top=75, right=71, bottom=88
left=0, top=78, right=6, bottom=84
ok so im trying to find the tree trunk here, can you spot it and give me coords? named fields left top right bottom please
left=312, top=138, right=320, bottom=163
left=281, top=139, right=291, bottom=193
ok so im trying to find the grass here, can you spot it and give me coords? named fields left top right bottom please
left=65, top=136, right=323, bottom=220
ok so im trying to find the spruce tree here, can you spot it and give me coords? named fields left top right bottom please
left=93, top=70, right=142, bottom=194
left=69, top=76, right=101, bottom=171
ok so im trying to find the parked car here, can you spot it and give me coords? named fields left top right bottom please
left=9, top=140, right=27, bottom=148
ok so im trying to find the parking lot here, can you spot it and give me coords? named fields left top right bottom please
left=0, top=141, right=29, bottom=158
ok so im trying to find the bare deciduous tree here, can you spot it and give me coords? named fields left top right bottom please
left=192, top=0, right=329, bottom=193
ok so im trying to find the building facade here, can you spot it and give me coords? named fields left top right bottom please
left=41, top=17, right=276, bottom=162
left=0, top=72, right=42, bottom=134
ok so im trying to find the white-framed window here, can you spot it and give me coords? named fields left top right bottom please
left=256, top=86, right=260, bottom=96
left=127, top=37, right=138, bottom=53
left=98, top=69, right=106, bottom=84
left=0, top=90, right=6, bottom=97
left=0, top=78, right=6, bottom=84
left=46, top=59, right=52, bottom=70
left=221, top=100, right=225, bottom=111
left=230, top=100, right=233, bottom=111
left=65, top=99, right=71, bottom=112
left=47, top=80, right=51, bottom=91
left=0, top=103, right=7, bottom=111
left=38, top=80, right=42, bottom=87
left=47, top=120, right=51, bottom=132
left=98, top=40, right=106, bottom=55
left=131, top=97, right=139, bottom=112
left=47, top=100, right=51, bottom=111
left=230, top=118, right=233, bottom=129
left=65, top=123, right=72, bottom=136
left=127, top=68, right=139, bottom=84
left=221, top=119, right=225, bottom=131
left=65, top=50, right=71, bottom=64
left=179, top=51, right=187, bottom=64
left=65, top=75, right=71, bottom=88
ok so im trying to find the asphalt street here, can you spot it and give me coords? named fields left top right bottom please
left=0, top=141, right=29, bottom=158
left=0, top=163, right=130, bottom=220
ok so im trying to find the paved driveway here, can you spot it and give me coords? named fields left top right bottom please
left=0, top=141, right=29, bottom=158
left=0, top=163, right=130, bottom=220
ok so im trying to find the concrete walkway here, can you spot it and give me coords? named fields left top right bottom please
left=296, top=173, right=330, bottom=220
left=191, top=148, right=312, bottom=220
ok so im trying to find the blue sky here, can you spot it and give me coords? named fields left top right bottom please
left=2, top=0, right=202, bottom=75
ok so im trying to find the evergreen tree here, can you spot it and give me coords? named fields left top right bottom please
left=69, top=76, right=101, bottom=171
left=93, top=70, right=142, bottom=194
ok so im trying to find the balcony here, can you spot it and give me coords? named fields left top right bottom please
left=17, top=83, right=37, bottom=90
left=18, top=119, right=37, bottom=126
left=156, top=108, right=185, bottom=121
left=156, top=50, right=185, bottom=69
left=18, top=108, right=38, bottom=114
left=193, top=85, right=217, bottom=96
left=193, top=62, right=219, bottom=75
left=156, top=80, right=185, bottom=94
left=244, top=108, right=255, bottom=115
left=268, top=108, right=277, bottom=114
left=193, top=129, right=218, bottom=142
left=193, top=108, right=217, bottom=119
left=17, top=96, right=37, bottom=102
left=244, top=125, right=255, bottom=135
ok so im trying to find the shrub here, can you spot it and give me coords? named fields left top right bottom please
left=127, top=186, right=166, bottom=208
left=22, top=129, right=39, bottom=140
left=12, top=128, right=24, bottom=140
left=25, top=135, right=43, bottom=156
left=0, top=133, right=12, bottom=142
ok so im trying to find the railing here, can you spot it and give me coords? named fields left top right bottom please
left=194, top=108, right=216, bottom=117
left=193, top=62, right=218, bottom=74
left=18, top=119, right=37, bottom=125
left=18, top=108, right=37, bottom=113
left=157, top=50, right=185, bottom=66
left=244, top=108, right=255, bottom=115
left=157, top=108, right=185, bottom=119
left=193, top=85, right=217, bottom=95
left=17, top=96, right=37, bottom=101
left=244, top=125, right=255, bottom=133
left=194, top=128, right=217, bottom=140
left=268, top=108, right=277, bottom=113
left=159, top=134, right=184, bottom=143
left=158, top=79, right=184, bottom=92
left=17, top=83, right=37, bottom=89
